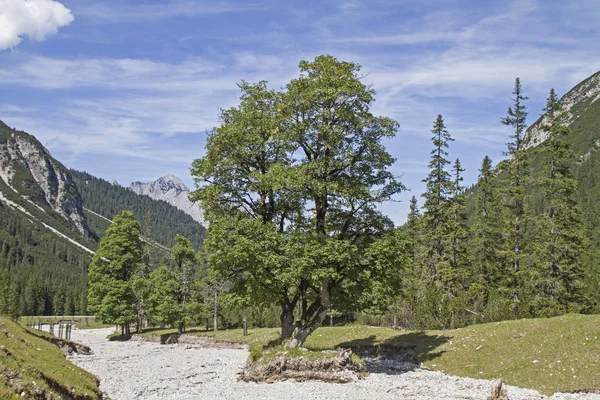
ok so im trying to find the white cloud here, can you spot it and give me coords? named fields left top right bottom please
left=73, top=0, right=265, bottom=22
left=0, top=0, right=74, bottom=50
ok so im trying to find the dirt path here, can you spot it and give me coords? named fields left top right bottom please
left=68, top=328, right=598, bottom=400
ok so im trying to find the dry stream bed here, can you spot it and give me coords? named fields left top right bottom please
left=68, top=328, right=599, bottom=400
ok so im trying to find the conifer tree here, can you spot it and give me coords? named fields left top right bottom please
left=499, top=77, right=529, bottom=317
left=534, top=88, right=585, bottom=313
left=406, top=195, right=420, bottom=259
left=472, top=156, right=505, bottom=286
left=87, top=210, right=142, bottom=334
left=133, top=210, right=154, bottom=333
left=419, top=114, right=455, bottom=328
left=421, top=115, right=454, bottom=280
left=449, top=158, right=469, bottom=275
left=471, top=156, right=511, bottom=319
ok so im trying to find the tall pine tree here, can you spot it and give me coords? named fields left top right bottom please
left=419, top=114, right=455, bottom=328
left=499, top=77, right=529, bottom=317
left=533, top=88, right=585, bottom=314
left=421, top=115, right=454, bottom=280
left=471, top=156, right=510, bottom=319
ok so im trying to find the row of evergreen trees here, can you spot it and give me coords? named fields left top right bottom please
left=396, top=79, right=597, bottom=329
left=0, top=206, right=89, bottom=318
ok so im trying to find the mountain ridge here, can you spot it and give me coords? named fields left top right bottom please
left=0, top=120, right=89, bottom=236
left=129, top=173, right=206, bottom=227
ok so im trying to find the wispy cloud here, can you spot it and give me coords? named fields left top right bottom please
left=2, top=0, right=600, bottom=223
left=72, top=0, right=267, bottom=22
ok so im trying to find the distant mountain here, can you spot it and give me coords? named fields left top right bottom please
left=130, top=174, right=206, bottom=227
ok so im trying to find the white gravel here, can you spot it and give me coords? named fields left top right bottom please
left=68, top=328, right=599, bottom=400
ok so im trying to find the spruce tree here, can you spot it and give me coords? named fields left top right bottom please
left=472, top=156, right=504, bottom=284
left=449, top=158, right=469, bottom=275
left=421, top=115, right=454, bottom=279
left=87, top=210, right=142, bottom=334
left=534, top=88, right=585, bottom=313
left=171, top=234, right=199, bottom=334
left=133, top=210, right=154, bottom=333
left=419, top=114, right=455, bottom=328
left=471, top=156, right=510, bottom=319
left=406, top=195, right=420, bottom=259
left=499, top=77, right=529, bottom=317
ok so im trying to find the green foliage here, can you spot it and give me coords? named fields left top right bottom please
left=87, top=211, right=142, bottom=328
left=193, top=55, right=407, bottom=346
left=146, top=265, right=181, bottom=326
left=0, top=268, right=20, bottom=320
left=530, top=89, right=585, bottom=312
left=495, top=77, right=530, bottom=317
left=0, top=183, right=91, bottom=316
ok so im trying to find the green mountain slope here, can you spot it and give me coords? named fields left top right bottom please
left=0, top=121, right=97, bottom=316
left=0, top=120, right=206, bottom=317
left=70, top=170, right=205, bottom=250
left=524, top=70, right=600, bottom=275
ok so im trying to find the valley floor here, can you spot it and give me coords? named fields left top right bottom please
left=68, top=328, right=598, bottom=400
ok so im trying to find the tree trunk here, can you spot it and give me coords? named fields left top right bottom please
left=136, top=299, right=143, bottom=333
left=289, top=280, right=332, bottom=347
left=291, top=305, right=328, bottom=347
left=213, top=292, right=218, bottom=332
left=280, top=303, right=295, bottom=339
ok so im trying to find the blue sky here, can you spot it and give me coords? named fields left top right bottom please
left=1, top=0, right=599, bottom=224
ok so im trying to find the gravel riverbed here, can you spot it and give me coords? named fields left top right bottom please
left=68, top=328, right=599, bottom=400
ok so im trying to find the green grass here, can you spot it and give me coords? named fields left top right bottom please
left=0, top=316, right=101, bottom=399
left=139, top=314, right=600, bottom=395
left=304, top=315, right=600, bottom=395
left=139, top=326, right=281, bottom=346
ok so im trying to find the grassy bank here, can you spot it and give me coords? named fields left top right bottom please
left=0, top=317, right=101, bottom=399
left=139, top=314, right=600, bottom=395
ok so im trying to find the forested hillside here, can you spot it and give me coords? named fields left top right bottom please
left=0, top=121, right=96, bottom=316
left=395, top=73, right=600, bottom=330
left=71, top=170, right=206, bottom=250
left=0, top=121, right=206, bottom=317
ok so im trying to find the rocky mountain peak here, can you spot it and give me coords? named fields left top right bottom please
left=0, top=121, right=89, bottom=235
left=156, top=173, right=189, bottom=193
left=129, top=174, right=205, bottom=226
left=525, top=70, right=600, bottom=150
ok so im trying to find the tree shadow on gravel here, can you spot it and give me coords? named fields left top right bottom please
left=337, top=332, right=450, bottom=375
